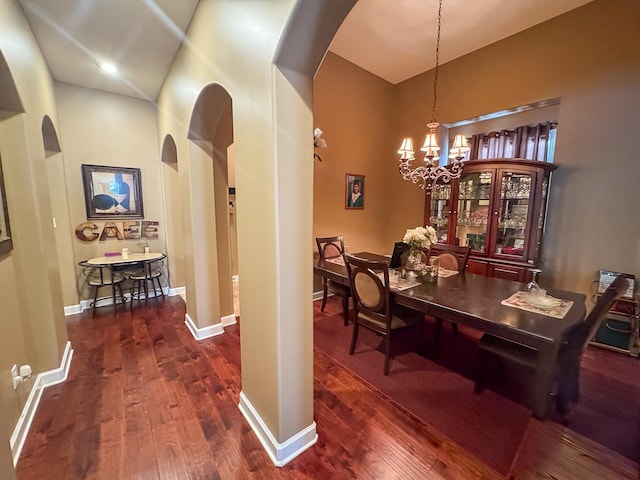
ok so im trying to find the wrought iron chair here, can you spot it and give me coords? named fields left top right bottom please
left=129, top=257, right=165, bottom=311
left=316, top=235, right=351, bottom=326
left=344, top=254, right=424, bottom=375
left=474, top=275, right=629, bottom=414
left=79, top=260, right=127, bottom=317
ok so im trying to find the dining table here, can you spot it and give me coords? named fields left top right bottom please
left=87, top=251, right=166, bottom=314
left=314, top=251, right=587, bottom=420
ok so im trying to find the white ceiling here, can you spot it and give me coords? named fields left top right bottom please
left=17, top=0, right=200, bottom=101
left=330, top=0, right=594, bottom=84
left=16, top=0, right=594, bottom=101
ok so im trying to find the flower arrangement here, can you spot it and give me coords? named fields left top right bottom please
left=314, top=127, right=327, bottom=161
left=402, top=225, right=438, bottom=254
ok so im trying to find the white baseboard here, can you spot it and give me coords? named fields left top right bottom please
left=184, top=313, right=224, bottom=340
left=11, top=341, right=74, bottom=466
left=168, top=286, right=185, bottom=297
left=67, top=286, right=180, bottom=316
left=221, top=313, right=237, bottom=327
left=238, top=391, right=317, bottom=467
left=312, top=290, right=326, bottom=302
left=64, top=304, right=82, bottom=316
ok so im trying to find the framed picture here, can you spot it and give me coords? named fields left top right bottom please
left=81, top=164, right=144, bottom=220
left=0, top=154, right=13, bottom=255
left=345, top=173, right=365, bottom=209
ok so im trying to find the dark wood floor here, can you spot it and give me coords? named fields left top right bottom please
left=15, top=296, right=639, bottom=479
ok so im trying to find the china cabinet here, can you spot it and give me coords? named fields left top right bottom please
left=424, top=158, right=557, bottom=282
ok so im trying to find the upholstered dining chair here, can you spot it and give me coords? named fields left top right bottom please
left=426, top=244, right=471, bottom=337
left=79, top=260, right=127, bottom=317
left=316, top=235, right=351, bottom=326
left=474, top=275, right=629, bottom=414
left=428, top=244, right=471, bottom=273
left=344, top=254, right=424, bottom=375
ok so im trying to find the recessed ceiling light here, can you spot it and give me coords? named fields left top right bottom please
left=100, top=63, right=118, bottom=75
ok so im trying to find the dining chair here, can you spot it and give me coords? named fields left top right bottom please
left=344, top=254, right=424, bottom=375
left=426, top=244, right=471, bottom=337
left=316, top=235, right=351, bottom=326
left=78, top=260, right=127, bottom=317
left=427, top=244, right=471, bottom=272
left=129, top=258, right=165, bottom=311
left=474, top=275, right=629, bottom=414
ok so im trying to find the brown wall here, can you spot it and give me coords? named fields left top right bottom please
left=314, top=0, right=640, bottom=295
left=313, top=52, right=396, bottom=256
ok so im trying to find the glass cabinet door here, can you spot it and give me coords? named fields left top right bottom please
left=494, top=171, right=533, bottom=258
left=532, top=173, right=550, bottom=260
left=455, top=170, right=492, bottom=253
left=428, top=183, right=452, bottom=243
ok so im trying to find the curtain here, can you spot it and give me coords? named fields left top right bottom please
left=466, top=121, right=557, bottom=162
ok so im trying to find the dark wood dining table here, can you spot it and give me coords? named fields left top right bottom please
left=314, top=251, right=587, bottom=420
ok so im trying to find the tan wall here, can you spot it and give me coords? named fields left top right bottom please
left=0, top=0, right=68, bottom=465
left=54, top=82, right=165, bottom=300
left=157, top=0, right=315, bottom=444
left=313, top=52, right=396, bottom=256
left=315, top=0, right=640, bottom=297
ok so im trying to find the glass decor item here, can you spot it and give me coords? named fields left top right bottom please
left=525, top=268, right=542, bottom=293
left=423, top=257, right=439, bottom=283
left=404, top=249, right=427, bottom=272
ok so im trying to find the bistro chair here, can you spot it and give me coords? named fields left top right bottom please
left=344, top=254, right=424, bottom=375
left=474, top=275, right=629, bottom=414
left=426, top=244, right=471, bottom=337
left=129, top=257, right=165, bottom=311
left=78, top=260, right=127, bottom=317
left=316, top=235, right=351, bottom=326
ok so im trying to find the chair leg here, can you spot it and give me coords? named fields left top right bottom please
left=434, top=317, right=443, bottom=342
left=131, top=279, right=141, bottom=312
left=451, top=322, right=458, bottom=335
left=154, top=277, right=165, bottom=299
left=474, top=348, right=489, bottom=394
left=116, top=283, right=125, bottom=309
left=383, top=335, right=391, bottom=376
left=92, top=286, right=99, bottom=317
left=320, top=280, right=328, bottom=312
left=342, top=295, right=349, bottom=326
left=349, top=323, right=360, bottom=355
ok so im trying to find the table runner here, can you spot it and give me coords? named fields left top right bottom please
left=501, top=291, right=574, bottom=319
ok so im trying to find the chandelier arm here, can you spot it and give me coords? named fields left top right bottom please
left=398, top=157, right=462, bottom=192
left=396, top=0, right=466, bottom=193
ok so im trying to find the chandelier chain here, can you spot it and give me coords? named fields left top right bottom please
left=431, top=0, right=443, bottom=124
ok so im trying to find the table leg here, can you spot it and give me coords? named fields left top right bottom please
left=532, top=344, right=559, bottom=420
left=144, top=261, right=150, bottom=306
left=110, top=265, right=117, bottom=315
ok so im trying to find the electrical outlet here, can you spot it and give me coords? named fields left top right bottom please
left=11, top=364, right=20, bottom=390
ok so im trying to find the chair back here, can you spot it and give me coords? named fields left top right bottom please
left=316, top=235, right=345, bottom=259
left=344, top=255, right=391, bottom=329
left=428, top=244, right=471, bottom=273
left=389, top=241, right=409, bottom=268
left=79, top=260, right=113, bottom=285
left=569, top=275, right=629, bottom=353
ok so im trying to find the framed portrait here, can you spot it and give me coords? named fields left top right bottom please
left=345, top=173, right=365, bottom=210
left=81, top=164, right=144, bottom=220
left=0, top=154, right=13, bottom=255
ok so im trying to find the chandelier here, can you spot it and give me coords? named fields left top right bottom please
left=396, top=0, right=469, bottom=191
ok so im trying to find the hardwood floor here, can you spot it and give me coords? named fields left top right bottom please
left=15, top=295, right=639, bottom=479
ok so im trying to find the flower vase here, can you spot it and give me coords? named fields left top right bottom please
left=404, top=249, right=427, bottom=272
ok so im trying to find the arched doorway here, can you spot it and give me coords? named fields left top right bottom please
left=181, top=83, right=235, bottom=339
